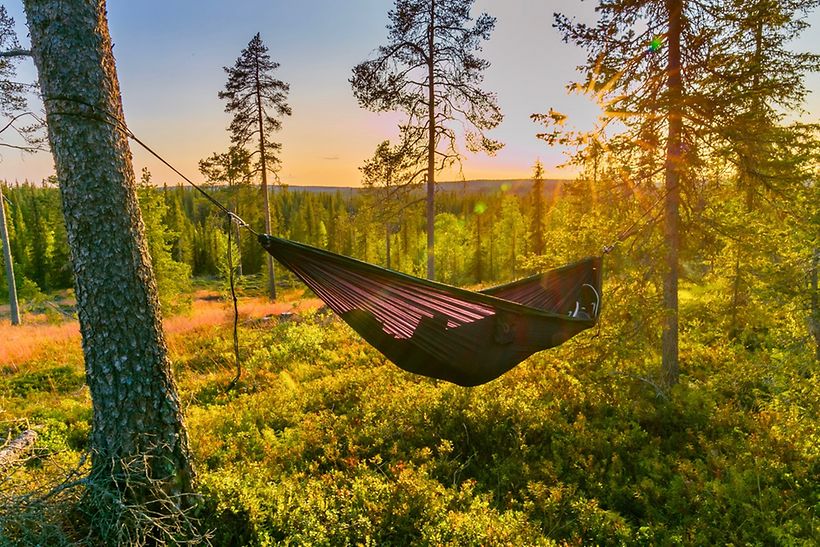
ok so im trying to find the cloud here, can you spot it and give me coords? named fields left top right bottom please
left=321, top=156, right=340, bottom=161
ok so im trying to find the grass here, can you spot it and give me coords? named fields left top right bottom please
left=1, top=286, right=818, bottom=545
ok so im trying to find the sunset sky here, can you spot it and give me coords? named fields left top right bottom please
left=2, top=1, right=818, bottom=186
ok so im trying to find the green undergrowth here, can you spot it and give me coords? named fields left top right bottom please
left=1, top=309, right=818, bottom=545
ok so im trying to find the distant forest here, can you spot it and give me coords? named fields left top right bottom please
left=0, top=173, right=566, bottom=308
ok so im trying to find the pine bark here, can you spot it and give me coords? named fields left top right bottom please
left=0, top=186, right=20, bottom=325
left=662, top=0, right=683, bottom=386
left=23, top=0, right=194, bottom=494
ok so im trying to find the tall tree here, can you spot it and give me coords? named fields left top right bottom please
left=23, top=0, right=195, bottom=535
left=703, top=0, right=820, bottom=346
left=548, top=0, right=820, bottom=384
left=529, top=159, right=547, bottom=256
left=219, top=33, right=290, bottom=300
left=351, top=0, right=503, bottom=280
left=0, top=186, right=19, bottom=324
left=549, top=0, right=713, bottom=386
left=199, top=145, right=252, bottom=275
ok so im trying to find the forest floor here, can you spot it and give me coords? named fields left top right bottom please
left=0, top=288, right=818, bottom=545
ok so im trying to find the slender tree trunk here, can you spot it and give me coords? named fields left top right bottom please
left=475, top=212, right=483, bottom=282
left=255, top=57, right=276, bottom=300
left=24, top=0, right=194, bottom=496
left=233, top=198, right=243, bottom=276
left=0, top=186, right=20, bottom=325
left=662, top=0, right=683, bottom=386
left=730, top=14, right=763, bottom=338
left=385, top=225, right=391, bottom=269
left=426, top=0, right=436, bottom=280
left=811, top=248, right=819, bottom=363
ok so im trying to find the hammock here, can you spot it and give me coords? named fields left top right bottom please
left=258, top=235, right=602, bottom=386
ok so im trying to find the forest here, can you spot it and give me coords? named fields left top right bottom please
left=1, top=0, right=819, bottom=545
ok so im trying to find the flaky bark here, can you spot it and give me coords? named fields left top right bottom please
left=23, top=0, right=194, bottom=494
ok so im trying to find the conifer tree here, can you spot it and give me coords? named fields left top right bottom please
left=547, top=0, right=715, bottom=386
left=199, top=145, right=252, bottom=275
left=0, top=6, right=40, bottom=325
left=351, top=0, right=503, bottom=280
left=220, top=33, right=290, bottom=299
left=0, top=185, right=19, bottom=324
left=703, top=0, right=820, bottom=343
left=24, top=0, right=196, bottom=534
left=529, top=160, right=547, bottom=256
left=546, top=0, right=819, bottom=384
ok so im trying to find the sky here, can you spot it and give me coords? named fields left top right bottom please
left=1, top=1, right=819, bottom=187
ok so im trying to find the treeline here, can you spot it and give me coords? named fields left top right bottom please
left=0, top=172, right=559, bottom=307
left=3, top=158, right=817, bottom=361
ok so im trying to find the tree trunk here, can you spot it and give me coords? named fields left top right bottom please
left=233, top=199, right=243, bottom=277
left=0, top=186, right=20, bottom=325
left=255, top=55, right=276, bottom=300
left=24, top=0, right=194, bottom=496
left=426, top=0, right=436, bottom=280
left=662, top=0, right=683, bottom=386
left=811, top=248, right=819, bottom=363
left=730, top=13, right=764, bottom=339
left=475, top=212, right=483, bottom=282
left=385, top=225, right=391, bottom=269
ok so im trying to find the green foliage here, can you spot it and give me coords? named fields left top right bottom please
left=2, top=289, right=818, bottom=544
left=137, top=169, right=192, bottom=314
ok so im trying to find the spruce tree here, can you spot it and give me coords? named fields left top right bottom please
left=529, top=160, right=547, bottom=256
left=351, top=0, right=503, bottom=280
left=219, top=33, right=290, bottom=299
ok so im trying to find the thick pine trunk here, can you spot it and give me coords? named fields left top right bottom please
left=662, top=0, right=683, bottom=386
left=0, top=186, right=20, bottom=325
left=24, top=0, right=194, bottom=494
left=426, top=0, right=436, bottom=280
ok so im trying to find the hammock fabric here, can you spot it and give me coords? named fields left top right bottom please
left=259, top=235, right=602, bottom=387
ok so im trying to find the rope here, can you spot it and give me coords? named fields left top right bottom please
left=44, top=95, right=253, bottom=390
left=44, top=95, right=260, bottom=237
left=225, top=216, right=241, bottom=392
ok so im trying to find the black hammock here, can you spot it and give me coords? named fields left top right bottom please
left=258, top=235, right=602, bottom=387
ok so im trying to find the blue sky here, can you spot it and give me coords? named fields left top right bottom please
left=1, top=1, right=818, bottom=186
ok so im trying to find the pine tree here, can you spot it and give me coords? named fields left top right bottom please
left=24, top=0, right=195, bottom=533
left=547, top=0, right=719, bottom=386
left=219, top=33, right=291, bottom=299
left=351, top=0, right=503, bottom=280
